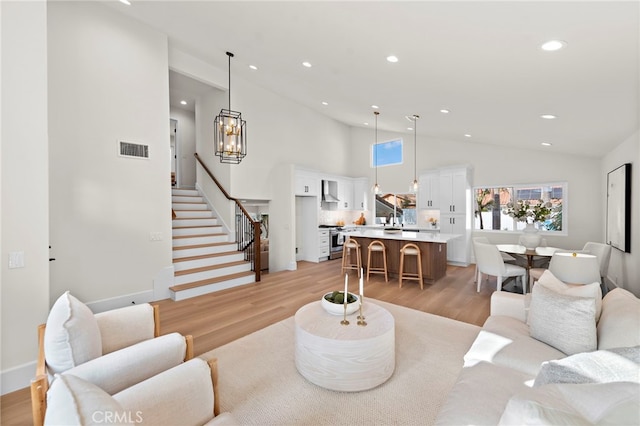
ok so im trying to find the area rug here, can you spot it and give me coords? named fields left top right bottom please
left=200, top=299, right=480, bottom=425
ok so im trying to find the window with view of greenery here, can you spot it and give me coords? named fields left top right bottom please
left=473, top=183, right=566, bottom=233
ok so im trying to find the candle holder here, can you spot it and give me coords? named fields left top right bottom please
left=341, top=301, right=350, bottom=326
left=357, top=294, right=367, bottom=326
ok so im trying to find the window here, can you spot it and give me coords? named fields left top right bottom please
left=374, top=193, right=416, bottom=226
left=473, top=183, right=566, bottom=233
left=372, top=139, right=403, bottom=167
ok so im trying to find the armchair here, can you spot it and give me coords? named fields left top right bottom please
left=31, top=292, right=193, bottom=426
left=44, top=357, right=238, bottom=425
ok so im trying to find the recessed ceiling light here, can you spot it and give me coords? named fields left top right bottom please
left=464, top=134, right=472, bottom=138
left=364, top=122, right=369, bottom=126
left=249, top=65, right=258, bottom=70
left=371, top=105, right=379, bottom=109
left=119, top=0, right=131, bottom=5
left=541, top=40, right=567, bottom=51
left=321, top=101, right=328, bottom=106
left=180, top=100, right=187, bottom=105
left=541, top=142, right=553, bottom=146
left=302, top=61, right=312, bottom=68
left=386, top=55, right=399, bottom=63
left=440, top=109, right=450, bottom=114
left=540, top=114, right=557, bottom=119
left=407, top=127, right=414, bottom=131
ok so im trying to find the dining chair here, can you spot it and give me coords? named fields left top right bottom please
left=582, top=242, right=612, bottom=283
left=472, top=237, right=515, bottom=283
left=474, top=241, right=527, bottom=293
left=547, top=252, right=601, bottom=285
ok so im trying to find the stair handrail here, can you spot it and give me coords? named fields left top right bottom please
left=194, top=153, right=261, bottom=282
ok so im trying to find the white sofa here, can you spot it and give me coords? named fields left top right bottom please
left=436, top=272, right=640, bottom=425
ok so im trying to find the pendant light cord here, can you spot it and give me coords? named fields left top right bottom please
left=226, top=51, right=234, bottom=111
left=374, top=111, right=380, bottom=186
left=414, top=115, right=418, bottom=183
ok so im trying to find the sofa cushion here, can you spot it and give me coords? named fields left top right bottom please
left=44, top=291, right=102, bottom=374
left=536, top=270, right=602, bottom=320
left=498, top=382, right=640, bottom=425
left=465, top=316, right=565, bottom=376
left=534, top=346, right=640, bottom=386
left=45, top=374, right=133, bottom=426
left=529, top=284, right=597, bottom=355
left=435, top=361, right=534, bottom=426
left=597, top=288, right=640, bottom=350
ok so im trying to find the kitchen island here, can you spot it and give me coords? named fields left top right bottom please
left=344, top=229, right=460, bottom=284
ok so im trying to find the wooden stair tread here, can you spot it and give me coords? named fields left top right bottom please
left=169, top=271, right=254, bottom=292
left=172, top=217, right=218, bottom=221
left=175, top=260, right=248, bottom=276
left=172, top=225, right=222, bottom=230
left=173, top=251, right=240, bottom=263
left=173, top=233, right=226, bottom=239
left=173, top=242, right=236, bottom=251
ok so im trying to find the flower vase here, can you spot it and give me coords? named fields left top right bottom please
left=520, top=223, right=541, bottom=249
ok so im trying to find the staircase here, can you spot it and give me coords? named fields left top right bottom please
left=170, top=188, right=255, bottom=301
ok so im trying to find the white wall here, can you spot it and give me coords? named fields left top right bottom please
left=602, top=131, right=639, bottom=295
left=1, top=0, right=51, bottom=393
left=47, top=2, right=172, bottom=303
left=348, top=126, right=603, bottom=250
left=170, top=107, right=196, bottom=188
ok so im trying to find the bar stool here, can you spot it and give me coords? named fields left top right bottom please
left=366, top=240, right=388, bottom=282
left=341, top=237, right=362, bottom=277
left=399, top=243, right=423, bottom=289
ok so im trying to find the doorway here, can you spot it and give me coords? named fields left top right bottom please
left=170, top=118, right=178, bottom=187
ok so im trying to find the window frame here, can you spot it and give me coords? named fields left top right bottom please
left=473, top=181, right=568, bottom=236
left=371, top=138, right=403, bottom=168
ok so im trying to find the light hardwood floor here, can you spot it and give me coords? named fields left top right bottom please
left=1, top=260, right=497, bottom=425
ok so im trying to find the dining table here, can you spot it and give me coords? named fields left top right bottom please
left=496, top=244, right=560, bottom=286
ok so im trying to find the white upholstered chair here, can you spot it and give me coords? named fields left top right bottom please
left=474, top=241, right=527, bottom=293
left=44, top=357, right=238, bottom=426
left=31, top=292, right=194, bottom=426
left=547, top=252, right=601, bottom=285
left=472, top=237, right=516, bottom=283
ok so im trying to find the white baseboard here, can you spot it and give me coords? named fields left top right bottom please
left=86, top=290, right=155, bottom=314
left=1, top=360, right=36, bottom=395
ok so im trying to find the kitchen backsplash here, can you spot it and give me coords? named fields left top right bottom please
left=319, top=210, right=363, bottom=226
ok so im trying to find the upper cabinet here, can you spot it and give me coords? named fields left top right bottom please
left=337, top=178, right=353, bottom=210
left=418, top=171, right=440, bottom=209
left=353, top=178, right=369, bottom=211
left=439, top=168, right=468, bottom=214
left=295, top=170, right=318, bottom=196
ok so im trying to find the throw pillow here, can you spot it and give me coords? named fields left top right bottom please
left=536, top=270, right=602, bottom=321
left=45, top=374, right=133, bottom=426
left=528, top=284, right=597, bottom=355
left=498, top=382, right=640, bottom=425
left=44, top=291, right=102, bottom=374
left=534, top=346, right=640, bottom=386
left=597, top=288, right=640, bottom=350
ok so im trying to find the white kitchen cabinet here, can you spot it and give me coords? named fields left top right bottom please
left=353, top=178, right=368, bottom=211
left=337, top=178, right=353, bottom=210
left=295, top=170, right=319, bottom=196
left=439, top=168, right=467, bottom=214
left=318, top=229, right=330, bottom=261
left=440, top=214, right=469, bottom=265
left=418, top=172, right=440, bottom=209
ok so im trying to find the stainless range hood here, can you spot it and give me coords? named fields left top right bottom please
left=321, top=180, right=339, bottom=203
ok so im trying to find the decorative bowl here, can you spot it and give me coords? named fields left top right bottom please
left=321, top=291, right=360, bottom=316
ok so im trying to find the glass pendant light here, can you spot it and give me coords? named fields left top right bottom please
left=372, top=111, right=381, bottom=194
left=409, top=114, right=419, bottom=192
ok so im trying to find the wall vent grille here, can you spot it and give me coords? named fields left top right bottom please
left=119, top=141, right=149, bottom=159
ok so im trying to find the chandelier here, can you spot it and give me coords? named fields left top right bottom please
left=214, top=52, right=246, bottom=164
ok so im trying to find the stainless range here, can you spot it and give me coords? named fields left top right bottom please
left=319, top=225, right=345, bottom=260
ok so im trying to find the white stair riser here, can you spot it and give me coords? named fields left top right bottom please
left=174, top=253, right=245, bottom=271
left=172, top=189, right=199, bottom=197
left=172, top=195, right=204, bottom=203
left=173, top=235, right=228, bottom=247
left=171, top=275, right=255, bottom=301
left=172, top=227, right=222, bottom=237
left=173, top=244, right=238, bottom=259
left=172, top=218, right=218, bottom=227
left=174, top=263, right=252, bottom=285
left=172, top=203, right=208, bottom=211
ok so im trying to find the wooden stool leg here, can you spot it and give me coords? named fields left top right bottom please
left=356, top=247, right=362, bottom=277
left=399, top=252, right=404, bottom=288
left=383, top=249, right=388, bottom=282
left=366, top=247, right=373, bottom=281
left=417, top=252, right=424, bottom=290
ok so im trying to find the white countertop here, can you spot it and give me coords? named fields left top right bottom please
left=342, top=229, right=460, bottom=243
